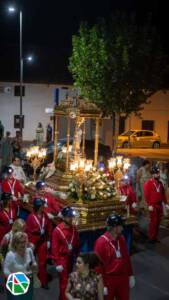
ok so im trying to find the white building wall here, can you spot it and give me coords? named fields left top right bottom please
left=0, top=82, right=72, bottom=140
left=125, top=91, right=169, bottom=143
left=1, top=82, right=168, bottom=144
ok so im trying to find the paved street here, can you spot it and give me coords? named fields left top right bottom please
left=130, top=228, right=169, bottom=300
left=117, top=148, right=169, bottom=161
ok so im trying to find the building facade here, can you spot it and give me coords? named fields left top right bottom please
left=0, top=82, right=72, bottom=140
left=124, top=90, right=169, bottom=143
left=0, top=82, right=168, bottom=144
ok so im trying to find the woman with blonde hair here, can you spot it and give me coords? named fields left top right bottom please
left=3, top=232, right=37, bottom=300
left=0, top=219, right=26, bottom=257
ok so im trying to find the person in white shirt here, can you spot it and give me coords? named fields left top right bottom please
left=3, top=232, right=37, bottom=300
left=10, top=157, right=26, bottom=184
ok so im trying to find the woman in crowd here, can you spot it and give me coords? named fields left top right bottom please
left=65, top=252, right=104, bottom=300
left=158, top=162, right=169, bottom=190
left=136, top=159, right=151, bottom=209
left=0, top=218, right=26, bottom=257
left=3, top=232, right=37, bottom=300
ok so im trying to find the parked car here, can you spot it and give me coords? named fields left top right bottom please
left=45, top=138, right=112, bottom=163
left=117, top=130, right=161, bottom=149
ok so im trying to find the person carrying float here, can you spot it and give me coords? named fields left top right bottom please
left=51, top=206, right=80, bottom=300
left=25, top=198, right=52, bottom=288
left=144, top=167, right=169, bottom=243
left=0, top=192, right=17, bottom=243
left=94, top=213, right=135, bottom=300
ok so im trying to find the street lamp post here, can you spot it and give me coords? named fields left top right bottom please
left=8, top=6, right=33, bottom=138
left=19, top=10, right=23, bottom=137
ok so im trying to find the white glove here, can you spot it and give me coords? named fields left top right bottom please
left=132, top=202, right=137, bottom=209
left=129, top=275, right=135, bottom=288
left=23, top=194, right=29, bottom=203
left=12, top=195, right=17, bottom=201
left=57, top=212, right=63, bottom=218
left=56, top=265, right=64, bottom=272
left=148, top=205, right=153, bottom=212
left=47, top=213, right=54, bottom=220
left=47, top=241, right=50, bottom=249
left=103, top=287, right=108, bottom=295
left=120, top=195, right=127, bottom=202
left=165, top=204, right=169, bottom=210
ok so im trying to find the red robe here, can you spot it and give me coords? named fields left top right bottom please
left=94, top=232, right=133, bottom=300
left=51, top=222, right=80, bottom=300
left=144, top=178, right=166, bottom=206
left=144, top=178, right=166, bottom=241
left=25, top=211, right=52, bottom=249
left=25, top=211, right=53, bottom=286
left=1, top=177, right=24, bottom=197
left=1, top=177, right=25, bottom=213
left=119, top=184, right=137, bottom=214
left=0, top=206, right=17, bottom=243
left=35, top=191, right=62, bottom=215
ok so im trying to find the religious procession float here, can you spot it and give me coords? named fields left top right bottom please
left=25, top=97, right=137, bottom=238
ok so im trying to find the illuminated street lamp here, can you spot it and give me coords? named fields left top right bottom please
left=8, top=6, right=33, bottom=137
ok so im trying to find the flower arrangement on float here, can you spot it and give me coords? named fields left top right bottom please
left=67, top=168, right=117, bottom=201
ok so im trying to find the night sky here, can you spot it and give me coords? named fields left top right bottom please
left=0, top=0, right=168, bottom=84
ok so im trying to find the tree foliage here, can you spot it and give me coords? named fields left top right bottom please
left=69, top=12, right=168, bottom=117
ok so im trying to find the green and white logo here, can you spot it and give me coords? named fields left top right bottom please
left=6, top=272, right=30, bottom=296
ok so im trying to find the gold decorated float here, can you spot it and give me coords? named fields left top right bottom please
left=45, top=98, right=137, bottom=231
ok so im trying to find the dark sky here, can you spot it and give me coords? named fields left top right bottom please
left=0, top=0, right=168, bottom=84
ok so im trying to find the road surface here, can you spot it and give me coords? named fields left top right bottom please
left=117, top=148, right=169, bottom=161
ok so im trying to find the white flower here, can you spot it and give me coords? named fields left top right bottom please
left=71, top=188, right=75, bottom=192
left=109, top=181, right=114, bottom=185
left=86, top=284, right=91, bottom=291
left=91, top=194, right=96, bottom=199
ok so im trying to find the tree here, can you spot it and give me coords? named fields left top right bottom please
left=69, top=23, right=108, bottom=106
left=69, top=12, right=168, bottom=150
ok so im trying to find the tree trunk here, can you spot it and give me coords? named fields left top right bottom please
left=112, top=112, right=120, bottom=154
left=101, top=119, right=113, bottom=150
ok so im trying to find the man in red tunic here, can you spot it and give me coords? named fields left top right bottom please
left=94, top=214, right=135, bottom=300
left=144, top=167, right=168, bottom=243
left=119, top=174, right=137, bottom=215
left=1, top=166, right=25, bottom=215
left=26, top=198, right=52, bottom=288
left=0, top=192, right=17, bottom=243
left=51, top=206, right=80, bottom=300
left=35, top=180, right=62, bottom=218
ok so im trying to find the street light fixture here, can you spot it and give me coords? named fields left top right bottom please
left=8, top=6, right=16, bottom=13
left=27, top=56, right=33, bottom=62
left=8, top=5, right=25, bottom=138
